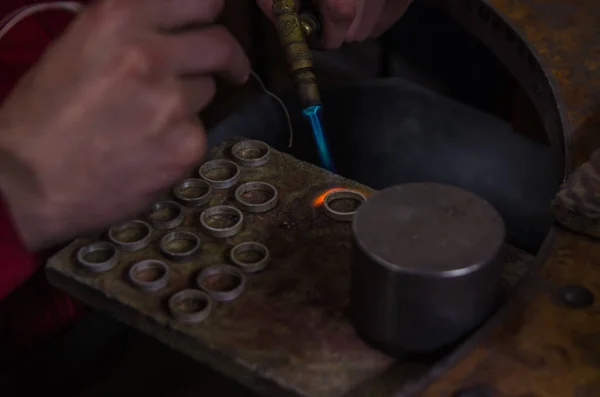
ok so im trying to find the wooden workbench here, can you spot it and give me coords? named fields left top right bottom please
left=48, top=1, right=600, bottom=396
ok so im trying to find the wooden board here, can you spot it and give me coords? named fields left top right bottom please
left=47, top=137, right=533, bottom=397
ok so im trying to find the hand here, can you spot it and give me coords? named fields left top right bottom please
left=0, top=0, right=250, bottom=250
left=257, top=0, right=412, bottom=49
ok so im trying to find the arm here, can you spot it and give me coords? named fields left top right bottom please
left=0, top=0, right=88, bottom=360
left=0, top=0, right=249, bottom=359
left=0, top=0, right=82, bottom=298
left=0, top=193, right=87, bottom=361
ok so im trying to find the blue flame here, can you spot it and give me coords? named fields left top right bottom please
left=302, top=105, right=336, bottom=173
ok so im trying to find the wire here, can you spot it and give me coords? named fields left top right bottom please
left=250, top=70, right=294, bottom=147
left=0, top=1, right=294, bottom=147
left=0, top=2, right=84, bottom=42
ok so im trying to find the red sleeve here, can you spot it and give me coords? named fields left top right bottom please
left=0, top=198, right=38, bottom=301
left=0, top=197, right=87, bottom=362
left=0, top=0, right=90, bottom=361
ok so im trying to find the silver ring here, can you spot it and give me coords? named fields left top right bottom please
left=108, top=220, right=153, bottom=252
left=173, top=178, right=212, bottom=207
left=168, top=289, right=214, bottom=324
left=234, top=182, right=278, bottom=213
left=145, top=201, right=184, bottom=230
left=197, top=264, right=246, bottom=302
left=198, top=159, right=240, bottom=189
left=323, top=189, right=367, bottom=222
left=200, top=205, right=243, bottom=238
left=230, top=242, right=270, bottom=273
left=160, top=231, right=201, bottom=262
left=231, top=140, right=271, bottom=167
left=77, top=241, right=119, bottom=273
left=128, top=260, right=170, bottom=292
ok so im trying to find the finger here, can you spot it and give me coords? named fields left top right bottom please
left=371, top=0, right=412, bottom=38
left=91, top=0, right=224, bottom=32
left=141, top=0, right=225, bottom=30
left=161, top=25, right=251, bottom=84
left=318, top=0, right=357, bottom=49
left=180, top=76, right=217, bottom=113
left=256, top=0, right=275, bottom=21
left=346, top=0, right=386, bottom=42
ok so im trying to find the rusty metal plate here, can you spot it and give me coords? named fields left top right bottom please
left=412, top=1, right=600, bottom=395
left=46, top=138, right=533, bottom=397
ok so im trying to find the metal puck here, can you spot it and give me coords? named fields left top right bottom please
left=231, top=140, right=271, bottom=167
left=234, top=182, right=278, bottom=213
left=200, top=205, right=244, bottom=238
left=77, top=241, right=120, bottom=273
left=160, top=231, right=201, bottom=262
left=350, top=183, right=506, bottom=354
left=173, top=178, right=212, bottom=207
left=197, top=264, right=246, bottom=302
left=108, top=220, right=153, bottom=252
left=145, top=201, right=184, bottom=230
left=128, top=260, right=170, bottom=292
left=230, top=242, right=270, bottom=273
left=323, top=189, right=367, bottom=222
left=168, top=289, right=214, bottom=324
left=198, top=159, right=240, bottom=189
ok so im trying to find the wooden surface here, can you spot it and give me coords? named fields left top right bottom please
left=46, top=139, right=534, bottom=397
left=421, top=228, right=600, bottom=396
left=45, top=0, right=600, bottom=395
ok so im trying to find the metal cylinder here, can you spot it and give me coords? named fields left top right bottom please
left=350, top=183, right=506, bottom=355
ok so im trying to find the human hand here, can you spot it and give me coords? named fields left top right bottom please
left=257, top=0, right=412, bottom=49
left=0, top=0, right=250, bottom=250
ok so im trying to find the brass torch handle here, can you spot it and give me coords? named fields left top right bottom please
left=272, top=0, right=321, bottom=107
left=298, top=0, right=321, bottom=38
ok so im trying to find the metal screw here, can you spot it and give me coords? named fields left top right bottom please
left=558, top=285, right=595, bottom=309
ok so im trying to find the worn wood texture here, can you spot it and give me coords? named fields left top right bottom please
left=46, top=138, right=533, bottom=397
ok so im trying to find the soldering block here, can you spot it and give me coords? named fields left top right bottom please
left=46, top=137, right=533, bottom=397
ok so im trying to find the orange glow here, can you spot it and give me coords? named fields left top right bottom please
left=312, top=187, right=367, bottom=207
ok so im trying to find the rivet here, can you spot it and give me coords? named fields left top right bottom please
left=558, top=285, right=595, bottom=309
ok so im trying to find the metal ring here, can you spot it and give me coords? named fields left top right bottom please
left=77, top=241, right=119, bottom=273
left=323, top=189, right=367, bottom=222
left=173, top=178, right=212, bottom=207
left=145, top=201, right=184, bottom=230
left=200, top=205, right=243, bottom=238
left=230, top=242, right=270, bottom=273
left=197, top=264, right=246, bottom=302
left=198, top=159, right=240, bottom=189
left=230, top=140, right=271, bottom=167
left=160, top=231, right=201, bottom=262
left=128, top=260, right=170, bottom=292
left=108, top=220, right=153, bottom=252
left=168, top=289, right=214, bottom=324
left=234, top=182, right=278, bottom=213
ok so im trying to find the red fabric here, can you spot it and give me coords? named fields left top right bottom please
left=0, top=0, right=90, bottom=361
